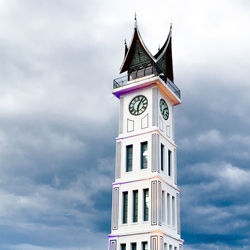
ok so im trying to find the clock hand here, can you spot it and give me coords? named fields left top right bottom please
left=137, top=98, right=144, bottom=111
left=163, top=108, right=168, bottom=114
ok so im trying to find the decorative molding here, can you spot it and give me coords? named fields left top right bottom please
left=141, top=114, right=149, bottom=129
left=109, top=240, right=117, bottom=250
left=116, top=129, right=177, bottom=149
left=159, top=236, right=164, bottom=250
left=150, top=235, right=158, bottom=250
left=111, top=187, right=119, bottom=230
left=119, top=96, right=124, bottom=134
left=112, top=176, right=181, bottom=193
left=127, top=119, right=134, bottom=132
left=151, top=133, right=159, bottom=172
left=158, top=181, right=162, bottom=226
left=115, top=142, right=121, bottom=179
left=152, top=87, right=158, bottom=127
left=159, top=118, right=163, bottom=131
left=109, top=230, right=184, bottom=243
left=177, top=192, right=180, bottom=235
left=151, top=180, right=157, bottom=225
left=166, top=125, right=170, bottom=138
left=172, top=106, right=175, bottom=141
left=174, top=149, right=177, bottom=185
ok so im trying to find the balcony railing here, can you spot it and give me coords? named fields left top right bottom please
left=113, top=70, right=181, bottom=99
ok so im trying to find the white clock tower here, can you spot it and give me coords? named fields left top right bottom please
left=108, top=19, right=184, bottom=250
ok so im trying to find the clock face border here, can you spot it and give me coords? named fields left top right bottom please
left=159, top=98, right=169, bottom=120
left=129, top=95, right=148, bottom=116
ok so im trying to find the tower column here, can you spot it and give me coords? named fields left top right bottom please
left=108, top=20, right=183, bottom=250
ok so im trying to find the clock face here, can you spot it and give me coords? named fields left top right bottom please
left=159, top=99, right=169, bottom=120
left=129, top=95, right=148, bottom=116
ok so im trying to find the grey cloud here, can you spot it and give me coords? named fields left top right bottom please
left=0, top=0, right=250, bottom=249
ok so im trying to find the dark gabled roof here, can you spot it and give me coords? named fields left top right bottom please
left=155, top=27, right=174, bottom=82
left=120, top=21, right=174, bottom=82
left=120, top=22, right=156, bottom=73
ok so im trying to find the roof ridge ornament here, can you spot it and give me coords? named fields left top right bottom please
left=134, top=13, right=137, bottom=28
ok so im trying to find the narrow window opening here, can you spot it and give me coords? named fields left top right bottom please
left=126, top=145, right=133, bottom=172
left=172, top=196, right=176, bottom=227
left=133, top=190, right=138, bottom=223
left=167, top=193, right=170, bottom=225
left=142, top=242, right=148, bottom=250
left=164, top=243, right=167, bottom=250
left=131, top=243, right=137, bottom=250
left=161, top=144, right=165, bottom=171
left=143, top=189, right=149, bottom=221
left=137, top=68, right=145, bottom=78
left=129, top=71, right=136, bottom=80
left=121, top=244, right=126, bottom=250
left=141, top=141, right=148, bottom=169
left=122, top=192, right=128, bottom=224
left=168, top=150, right=172, bottom=176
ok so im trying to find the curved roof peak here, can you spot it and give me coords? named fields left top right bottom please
left=120, top=18, right=156, bottom=73
left=154, top=25, right=172, bottom=60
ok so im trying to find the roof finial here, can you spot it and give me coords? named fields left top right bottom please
left=134, top=13, right=137, bottom=28
left=170, top=23, right=172, bottom=30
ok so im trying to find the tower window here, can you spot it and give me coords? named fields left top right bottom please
left=141, top=141, right=148, bottom=169
left=126, top=145, right=133, bottom=172
left=145, top=66, right=154, bottom=76
left=121, top=244, right=126, bottom=250
left=172, top=196, right=176, bottom=227
left=131, top=243, right=137, bottom=250
left=168, top=150, right=172, bottom=176
left=122, top=192, right=128, bottom=224
left=161, top=144, right=165, bottom=171
left=129, top=71, right=137, bottom=80
left=162, top=191, right=166, bottom=223
left=133, top=190, right=138, bottom=222
left=143, top=189, right=149, bottom=221
left=167, top=193, right=170, bottom=225
left=142, top=242, right=148, bottom=250
left=164, top=243, right=167, bottom=250
left=137, top=68, right=145, bottom=78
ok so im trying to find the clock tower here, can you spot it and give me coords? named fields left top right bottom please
left=108, top=19, right=184, bottom=250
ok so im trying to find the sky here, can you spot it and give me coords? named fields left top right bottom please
left=0, top=0, right=250, bottom=249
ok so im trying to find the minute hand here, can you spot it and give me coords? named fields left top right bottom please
left=137, top=98, right=144, bottom=111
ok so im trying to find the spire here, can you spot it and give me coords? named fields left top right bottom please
left=134, top=13, right=137, bottom=28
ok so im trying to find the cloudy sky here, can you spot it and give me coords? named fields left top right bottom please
left=0, top=0, right=250, bottom=249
